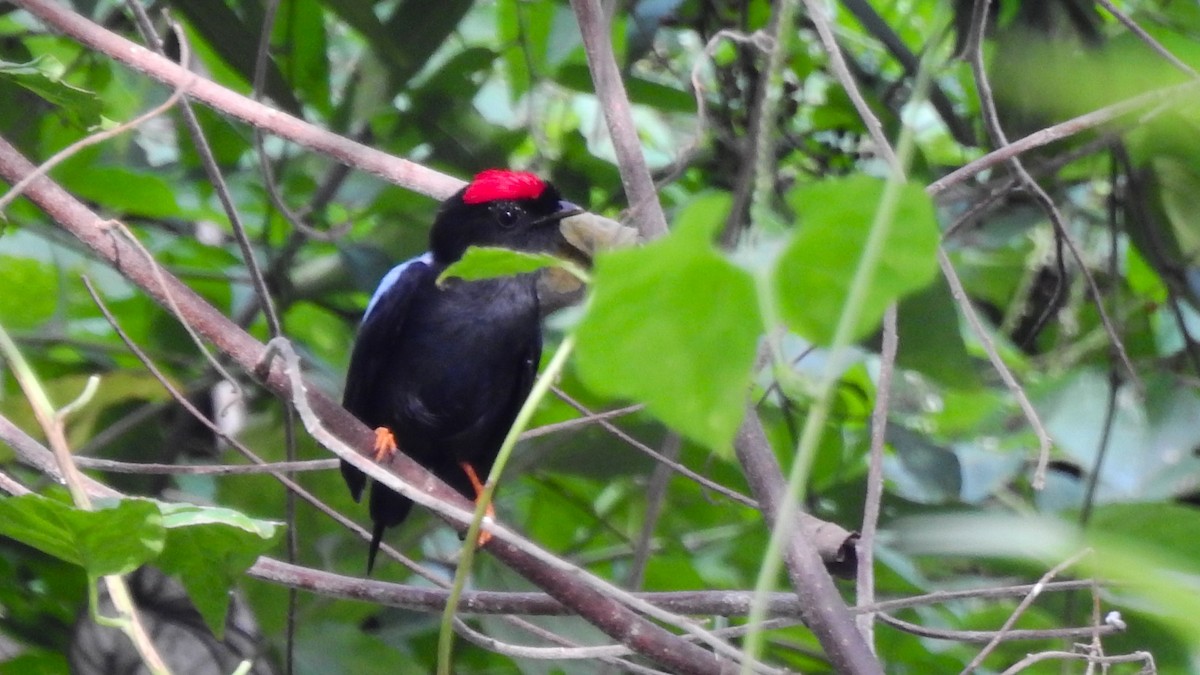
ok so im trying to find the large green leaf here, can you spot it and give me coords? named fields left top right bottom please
left=0, top=494, right=163, bottom=579
left=574, top=193, right=760, bottom=455
left=156, top=503, right=282, bottom=637
left=775, top=176, right=939, bottom=344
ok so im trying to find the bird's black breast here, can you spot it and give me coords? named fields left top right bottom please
left=343, top=263, right=542, bottom=497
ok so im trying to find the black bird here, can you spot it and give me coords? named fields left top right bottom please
left=340, top=169, right=582, bottom=572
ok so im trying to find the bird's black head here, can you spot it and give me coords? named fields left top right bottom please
left=429, top=170, right=581, bottom=265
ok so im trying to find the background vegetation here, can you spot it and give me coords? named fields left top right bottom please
left=2, top=0, right=1200, bottom=672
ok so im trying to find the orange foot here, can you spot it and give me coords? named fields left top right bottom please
left=459, top=461, right=495, bottom=548
left=372, top=427, right=398, bottom=462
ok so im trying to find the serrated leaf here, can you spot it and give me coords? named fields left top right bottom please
left=776, top=176, right=939, bottom=344
left=438, top=246, right=586, bottom=285
left=574, top=201, right=760, bottom=455
left=0, top=494, right=162, bottom=579
left=155, top=502, right=282, bottom=637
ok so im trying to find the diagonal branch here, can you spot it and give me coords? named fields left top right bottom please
left=15, top=0, right=463, bottom=201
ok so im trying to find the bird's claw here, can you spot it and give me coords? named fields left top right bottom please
left=460, top=461, right=495, bottom=548
left=372, top=427, right=398, bottom=462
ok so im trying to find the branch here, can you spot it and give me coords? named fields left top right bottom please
left=14, top=0, right=463, bottom=201
left=0, top=425, right=1110, bottom=630
left=734, top=414, right=881, bottom=675
left=927, top=79, right=1200, bottom=197
left=569, top=0, right=669, bottom=239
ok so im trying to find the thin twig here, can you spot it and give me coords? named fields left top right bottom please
left=518, top=403, right=644, bottom=440
left=938, top=248, right=1054, bottom=486
left=552, top=388, right=758, bottom=509
left=797, top=0, right=901, bottom=173
left=856, top=304, right=898, bottom=648
left=451, top=617, right=666, bottom=668
left=878, top=614, right=1119, bottom=644
left=15, top=0, right=465, bottom=199
left=1094, top=0, right=1198, bottom=78
left=748, top=0, right=797, bottom=228
left=99, top=220, right=247, bottom=416
left=997, top=649, right=1153, bottom=675
left=0, top=61, right=193, bottom=212
left=244, top=4, right=299, bottom=670
left=960, top=549, right=1094, bottom=673
left=965, top=0, right=1142, bottom=394
left=1079, top=370, right=1120, bottom=526
left=626, top=434, right=682, bottom=590
left=0, top=327, right=171, bottom=675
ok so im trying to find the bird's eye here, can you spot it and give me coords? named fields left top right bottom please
left=495, top=203, right=522, bottom=229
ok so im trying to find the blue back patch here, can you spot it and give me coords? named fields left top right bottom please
left=363, top=252, right=433, bottom=322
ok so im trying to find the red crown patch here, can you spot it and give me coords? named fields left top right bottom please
left=462, top=169, right=546, bottom=205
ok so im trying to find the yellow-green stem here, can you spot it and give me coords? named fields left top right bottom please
left=738, top=42, right=938, bottom=672
left=436, top=333, right=577, bottom=674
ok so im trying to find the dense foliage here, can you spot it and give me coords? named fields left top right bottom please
left=2, top=0, right=1200, bottom=672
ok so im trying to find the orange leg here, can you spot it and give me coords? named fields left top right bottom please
left=459, top=461, right=494, bottom=547
left=372, top=427, right=398, bottom=462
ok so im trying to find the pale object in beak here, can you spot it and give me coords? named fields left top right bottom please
left=538, top=212, right=641, bottom=312
left=559, top=211, right=641, bottom=256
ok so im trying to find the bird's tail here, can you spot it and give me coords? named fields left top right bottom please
left=367, top=519, right=387, bottom=575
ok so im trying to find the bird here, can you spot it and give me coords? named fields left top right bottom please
left=340, top=169, right=584, bottom=573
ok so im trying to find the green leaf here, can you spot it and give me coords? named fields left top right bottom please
left=0, top=494, right=163, bottom=579
left=896, top=507, right=1200, bottom=645
left=574, top=196, right=760, bottom=455
left=776, top=176, right=939, bottom=344
left=555, top=63, right=696, bottom=113
left=172, top=0, right=303, bottom=114
left=276, top=0, right=332, bottom=115
left=894, top=278, right=980, bottom=389
left=54, top=163, right=182, bottom=219
left=0, top=56, right=102, bottom=128
left=156, top=503, right=282, bottom=637
left=438, top=246, right=586, bottom=284
left=0, top=256, right=57, bottom=329
left=497, top=0, right=531, bottom=99
left=0, top=650, right=70, bottom=675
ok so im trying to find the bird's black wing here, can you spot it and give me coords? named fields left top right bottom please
left=339, top=254, right=434, bottom=502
